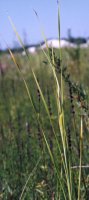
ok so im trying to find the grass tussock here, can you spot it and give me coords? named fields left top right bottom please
left=0, top=4, right=89, bottom=200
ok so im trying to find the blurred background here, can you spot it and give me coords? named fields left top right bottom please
left=0, top=0, right=89, bottom=49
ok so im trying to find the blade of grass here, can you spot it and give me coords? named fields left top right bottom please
left=78, top=116, right=83, bottom=200
left=58, top=4, right=72, bottom=199
left=19, top=156, right=42, bottom=200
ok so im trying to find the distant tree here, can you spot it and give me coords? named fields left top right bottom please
left=23, top=29, right=28, bottom=46
left=67, top=28, right=72, bottom=42
left=74, top=37, right=86, bottom=45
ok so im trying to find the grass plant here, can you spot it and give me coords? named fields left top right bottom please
left=0, top=3, right=89, bottom=200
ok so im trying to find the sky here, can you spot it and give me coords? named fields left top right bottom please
left=0, top=0, right=89, bottom=49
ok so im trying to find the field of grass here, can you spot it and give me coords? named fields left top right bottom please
left=0, top=47, right=89, bottom=199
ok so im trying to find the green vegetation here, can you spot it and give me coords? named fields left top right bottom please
left=0, top=46, right=89, bottom=199
left=0, top=6, right=89, bottom=199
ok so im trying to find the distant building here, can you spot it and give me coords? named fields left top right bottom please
left=1, top=37, right=89, bottom=55
left=40, top=38, right=76, bottom=49
left=28, top=47, right=36, bottom=53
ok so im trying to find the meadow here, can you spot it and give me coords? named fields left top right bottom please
left=0, top=46, right=89, bottom=200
